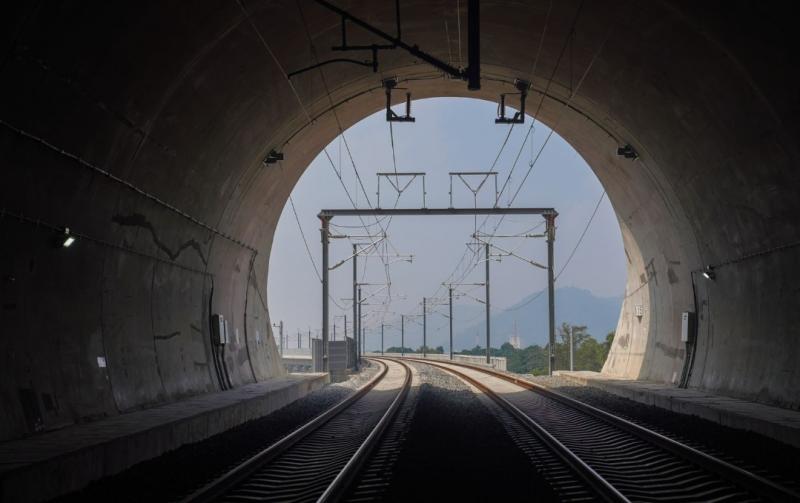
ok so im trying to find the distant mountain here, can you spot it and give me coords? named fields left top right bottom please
left=452, top=287, right=621, bottom=350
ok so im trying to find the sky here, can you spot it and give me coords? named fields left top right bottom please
left=267, top=97, right=625, bottom=349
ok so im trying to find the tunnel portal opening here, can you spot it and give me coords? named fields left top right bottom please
left=2, top=1, right=799, bottom=444
left=267, top=96, right=626, bottom=378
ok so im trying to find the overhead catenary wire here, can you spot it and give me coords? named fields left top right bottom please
left=238, top=0, right=414, bottom=321
left=504, top=189, right=606, bottom=313
left=437, top=0, right=609, bottom=301
left=267, top=1, right=613, bottom=329
left=556, top=190, right=605, bottom=281
left=428, top=0, right=621, bottom=330
left=289, top=194, right=321, bottom=282
left=428, top=1, right=575, bottom=300
left=291, top=0, right=402, bottom=295
left=282, top=165, right=351, bottom=312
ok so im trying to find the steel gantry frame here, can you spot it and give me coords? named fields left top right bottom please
left=319, top=207, right=558, bottom=374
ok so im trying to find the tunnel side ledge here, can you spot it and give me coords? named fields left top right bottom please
left=0, top=373, right=329, bottom=503
left=553, top=371, right=800, bottom=449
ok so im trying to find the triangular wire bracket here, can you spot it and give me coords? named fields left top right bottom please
left=449, top=171, right=499, bottom=208
left=376, top=172, right=427, bottom=208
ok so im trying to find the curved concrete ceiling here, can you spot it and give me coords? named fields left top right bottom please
left=1, top=0, right=798, bottom=441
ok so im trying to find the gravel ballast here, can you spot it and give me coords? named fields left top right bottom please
left=379, top=361, right=559, bottom=501
left=522, top=374, right=800, bottom=490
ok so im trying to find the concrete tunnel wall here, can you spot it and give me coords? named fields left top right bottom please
left=1, top=1, right=798, bottom=441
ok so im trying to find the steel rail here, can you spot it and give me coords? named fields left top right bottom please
left=413, top=358, right=800, bottom=503
left=181, top=360, right=395, bottom=502
left=401, top=358, right=627, bottom=502
left=318, top=358, right=412, bottom=502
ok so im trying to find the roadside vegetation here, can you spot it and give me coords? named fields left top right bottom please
left=385, top=323, right=614, bottom=375
left=460, top=323, right=614, bottom=374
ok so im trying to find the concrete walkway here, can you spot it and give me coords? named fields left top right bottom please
left=0, top=373, right=328, bottom=502
left=554, top=371, right=800, bottom=449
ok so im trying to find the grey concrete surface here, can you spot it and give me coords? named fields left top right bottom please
left=0, top=373, right=328, bottom=502
left=554, top=371, right=800, bottom=449
left=282, top=354, right=313, bottom=372
left=0, top=1, right=798, bottom=446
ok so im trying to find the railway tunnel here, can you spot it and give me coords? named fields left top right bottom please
left=1, top=0, right=799, bottom=500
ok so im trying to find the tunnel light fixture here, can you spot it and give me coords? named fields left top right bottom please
left=701, top=266, right=715, bottom=281
left=617, top=144, right=639, bottom=160
left=61, top=228, right=75, bottom=248
left=263, top=149, right=284, bottom=165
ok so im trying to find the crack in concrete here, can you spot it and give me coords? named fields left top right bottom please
left=154, top=331, right=181, bottom=341
left=112, top=213, right=208, bottom=265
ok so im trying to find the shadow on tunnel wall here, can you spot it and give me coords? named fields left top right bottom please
left=1, top=0, right=798, bottom=441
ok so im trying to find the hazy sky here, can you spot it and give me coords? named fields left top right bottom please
left=267, top=97, right=625, bottom=346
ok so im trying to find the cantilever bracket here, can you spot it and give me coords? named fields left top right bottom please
left=287, top=57, right=375, bottom=79
left=313, top=0, right=479, bottom=89
left=383, top=79, right=415, bottom=123
left=495, top=79, right=530, bottom=124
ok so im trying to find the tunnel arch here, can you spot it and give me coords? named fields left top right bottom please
left=1, top=0, right=798, bottom=441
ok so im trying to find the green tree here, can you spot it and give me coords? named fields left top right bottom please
left=454, top=325, right=613, bottom=375
left=603, top=331, right=615, bottom=354
left=386, top=346, right=415, bottom=353
left=554, top=323, right=588, bottom=370
left=415, top=345, right=443, bottom=354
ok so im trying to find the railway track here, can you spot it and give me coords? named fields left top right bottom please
left=181, top=358, right=411, bottom=503
left=406, top=358, right=800, bottom=503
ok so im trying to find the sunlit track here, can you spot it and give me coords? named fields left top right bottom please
left=344, top=364, right=420, bottom=502
left=405, top=358, right=800, bottom=503
left=181, top=359, right=411, bottom=503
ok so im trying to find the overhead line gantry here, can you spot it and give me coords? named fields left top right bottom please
left=318, top=207, right=558, bottom=373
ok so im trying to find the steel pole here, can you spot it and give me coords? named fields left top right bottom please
left=467, top=0, right=480, bottom=90
left=401, top=315, right=405, bottom=356
left=546, top=214, right=556, bottom=376
left=449, top=287, right=454, bottom=360
left=485, top=242, right=491, bottom=364
left=320, top=217, right=330, bottom=372
left=357, top=286, right=362, bottom=363
left=570, top=326, right=574, bottom=371
left=423, top=297, right=427, bottom=358
left=381, top=323, right=384, bottom=355
left=353, top=244, right=358, bottom=370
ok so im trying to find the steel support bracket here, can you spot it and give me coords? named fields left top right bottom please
left=495, top=79, right=530, bottom=124
left=383, top=79, right=415, bottom=123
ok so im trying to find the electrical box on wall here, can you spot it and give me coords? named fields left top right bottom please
left=212, top=314, right=225, bottom=345
left=681, top=311, right=695, bottom=343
